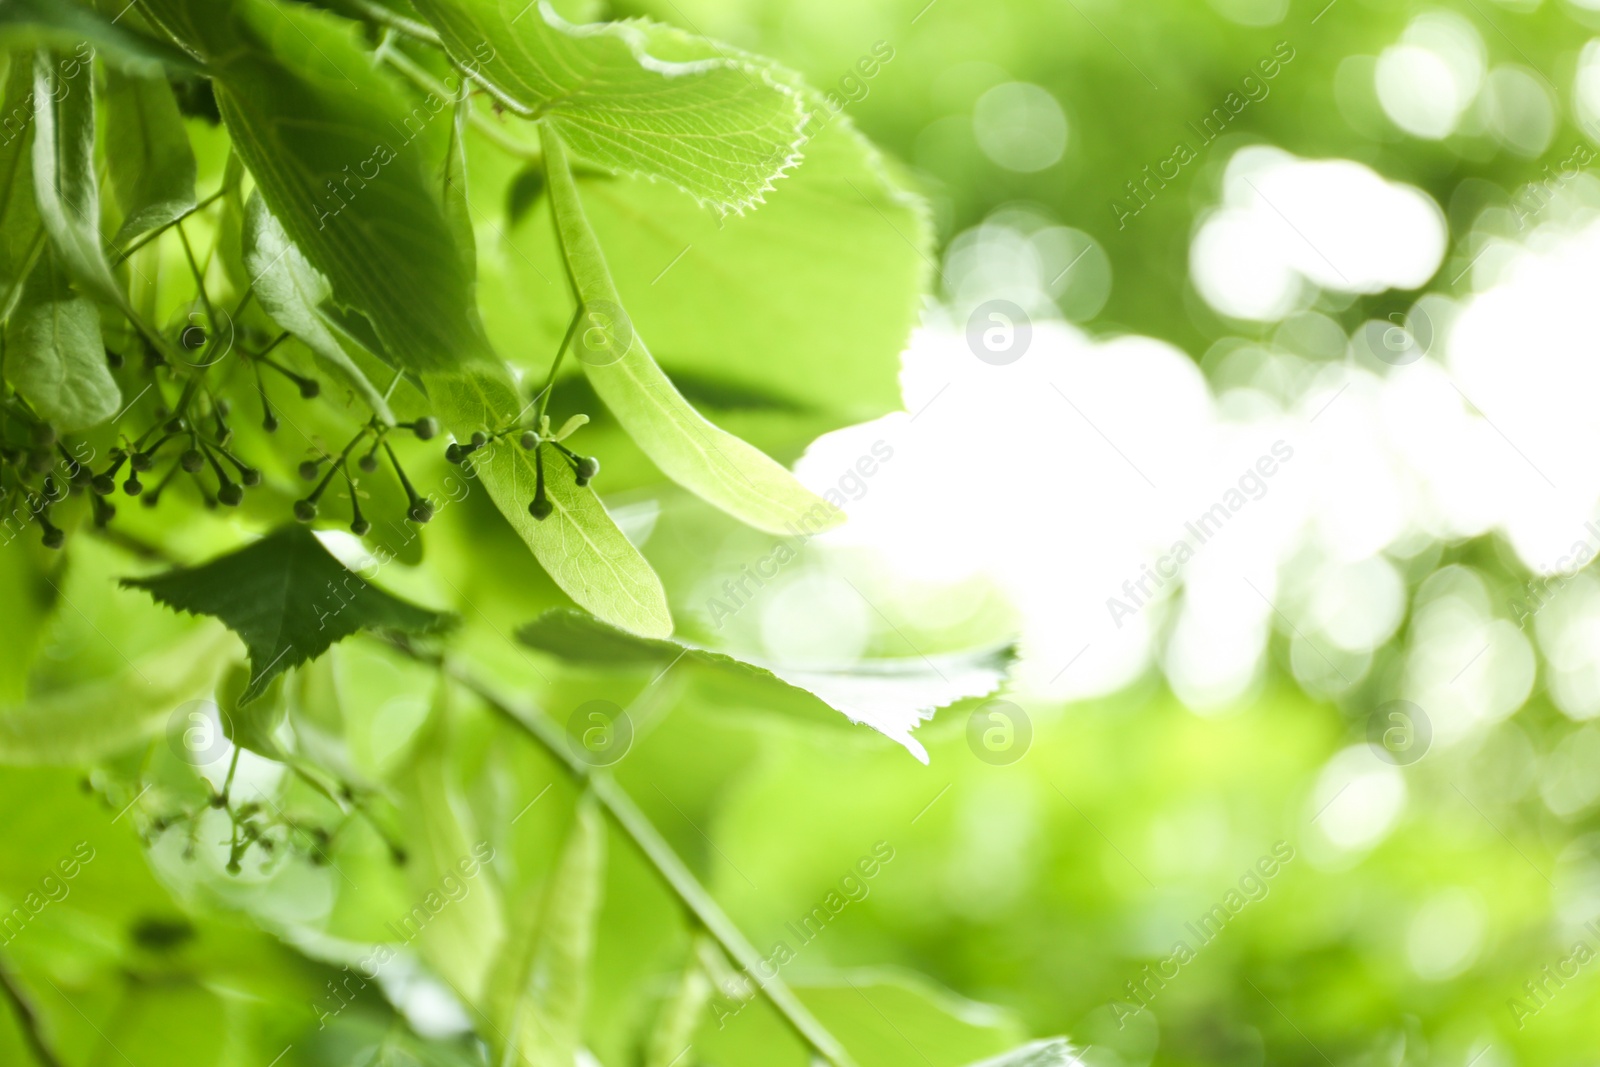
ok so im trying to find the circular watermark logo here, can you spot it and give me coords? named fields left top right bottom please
left=574, top=300, right=633, bottom=367
left=965, top=299, right=1031, bottom=366
left=1366, top=700, right=1431, bottom=766
left=1365, top=306, right=1432, bottom=367
left=566, top=699, right=633, bottom=766
left=966, top=699, right=1032, bottom=766
left=167, top=699, right=233, bottom=766
left=176, top=305, right=236, bottom=369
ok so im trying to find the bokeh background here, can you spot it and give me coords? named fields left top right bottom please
left=607, top=0, right=1600, bottom=1062
left=6, top=1, right=1600, bottom=1065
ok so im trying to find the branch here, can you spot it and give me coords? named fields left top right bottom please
left=387, top=637, right=859, bottom=1067
left=0, top=959, right=64, bottom=1067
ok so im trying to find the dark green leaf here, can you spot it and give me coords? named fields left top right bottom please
left=122, top=525, right=454, bottom=703
left=140, top=0, right=494, bottom=373
left=0, top=0, right=200, bottom=77
left=104, top=65, right=197, bottom=244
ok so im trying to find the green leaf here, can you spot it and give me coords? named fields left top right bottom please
left=965, top=1040, right=1080, bottom=1067
left=3, top=248, right=120, bottom=430
left=410, top=0, right=805, bottom=212
left=701, top=970, right=1025, bottom=1067
left=485, top=791, right=605, bottom=1067
left=516, top=609, right=1017, bottom=762
left=0, top=0, right=200, bottom=77
left=427, top=370, right=673, bottom=638
left=0, top=54, right=45, bottom=324
left=480, top=37, right=930, bottom=447
left=122, top=525, right=454, bottom=704
left=104, top=66, right=197, bottom=244
left=0, top=624, right=232, bottom=765
left=644, top=938, right=713, bottom=1067
left=241, top=192, right=395, bottom=421
left=394, top=678, right=504, bottom=1004
left=139, top=0, right=493, bottom=373
left=542, top=128, right=841, bottom=537
left=216, top=660, right=288, bottom=760
left=30, top=46, right=124, bottom=310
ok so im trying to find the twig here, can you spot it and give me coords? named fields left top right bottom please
left=0, top=959, right=64, bottom=1067
left=385, top=636, right=858, bottom=1067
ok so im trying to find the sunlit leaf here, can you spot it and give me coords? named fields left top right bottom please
left=516, top=609, right=1016, bottom=761
left=427, top=370, right=673, bottom=638
left=965, top=1040, right=1081, bottom=1067
left=411, top=0, right=805, bottom=212
left=543, top=129, right=841, bottom=536
left=123, top=525, right=454, bottom=704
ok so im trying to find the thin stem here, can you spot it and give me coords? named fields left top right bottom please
left=537, top=304, right=585, bottom=425
left=111, top=187, right=227, bottom=266
left=381, top=48, right=545, bottom=160
left=347, top=0, right=442, bottom=44
left=0, top=958, right=64, bottom=1067
left=386, top=638, right=857, bottom=1067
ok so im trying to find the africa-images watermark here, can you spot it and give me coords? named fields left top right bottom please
left=1112, top=41, right=1296, bottom=230
left=314, top=41, right=497, bottom=230
left=312, top=840, right=496, bottom=1028
left=0, top=842, right=96, bottom=946
left=1110, top=841, right=1296, bottom=1029
left=710, top=841, right=896, bottom=1027
left=1506, top=918, right=1600, bottom=1030
left=704, top=440, right=894, bottom=629
left=1107, top=440, right=1295, bottom=628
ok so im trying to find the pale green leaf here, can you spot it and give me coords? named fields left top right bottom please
left=516, top=609, right=1017, bottom=762
left=3, top=249, right=120, bottom=430
left=427, top=369, right=673, bottom=638
left=644, top=938, right=713, bottom=1067
left=30, top=46, right=124, bottom=310
left=0, top=624, right=232, bottom=765
left=0, top=54, right=45, bottom=323
left=479, top=36, right=930, bottom=447
left=241, top=192, right=395, bottom=421
left=395, top=678, right=504, bottom=1004
left=965, top=1040, right=1081, bottom=1067
left=104, top=66, right=197, bottom=244
left=485, top=792, right=605, bottom=1067
left=139, top=0, right=493, bottom=373
left=411, top=0, right=805, bottom=212
left=543, top=128, right=841, bottom=536
left=123, top=525, right=454, bottom=704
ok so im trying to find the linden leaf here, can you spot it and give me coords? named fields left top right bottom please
left=516, top=609, right=1016, bottom=762
left=410, top=0, right=805, bottom=212
left=122, top=525, right=453, bottom=703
